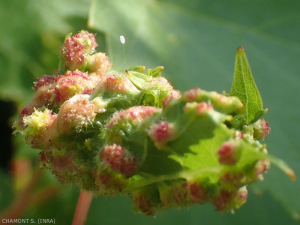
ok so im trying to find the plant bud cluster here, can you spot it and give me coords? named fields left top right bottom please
left=14, top=31, right=274, bottom=215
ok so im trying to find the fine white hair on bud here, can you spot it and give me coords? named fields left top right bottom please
left=120, top=35, right=125, bottom=44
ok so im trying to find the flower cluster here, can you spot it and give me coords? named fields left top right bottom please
left=14, top=30, right=280, bottom=215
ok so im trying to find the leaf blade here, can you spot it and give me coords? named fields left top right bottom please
left=229, top=46, right=267, bottom=126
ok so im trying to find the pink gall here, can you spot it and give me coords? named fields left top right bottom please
left=88, top=52, right=111, bottom=75
left=173, top=182, right=188, bottom=204
left=149, top=77, right=181, bottom=99
left=162, top=90, right=181, bottom=108
left=105, top=106, right=161, bottom=145
left=94, top=170, right=127, bottom=194
left=253, top=119, right=271, bottom=140
left=54, top=95, right=106, bottom=134
left=182, top=87, right=202, bottom=102
left=61, top=31, right=97, bottom=71
left=195, top=102, right=213, bottom=116
left=147, top=121, right=177, bottom=150
left=159, top=187, right=174, bottom=207
left=252, top=159, right=270, bottom=181
left=212, top=187, right=248, bottom=212
left=107, top=106, right=160, bottom=129
left=159, top=181, right=208, bottom=207
left=217, top=142, right=240, bottom=165
left=162, top=96, right=174, bottom=108
left=230, top=186, right=248, bottom=210
left=183, top=101, right=213, bottom=116
left=236, top=186, right=248, bottom=203
left=182, top=88, right=243, bottom=114
left=149, top=77, right=172, bottom=89
left=212, top=189, right=234, bottom=211
left=93, top=74, right=139, bottom=95
left=210, top=92, right=243, bottom=113
left=21, top=109, right=57, bottom=149
left=132, top=191, right=155, bottom=216
left=220, top=171, right=244, bottom=188
left=53, top=70, right=101, bottom=104
left=100, top=144, right=138, bottom=178
left=33, top=75, right=55, bottom=91
left=188, top=182, right=208, bottom=204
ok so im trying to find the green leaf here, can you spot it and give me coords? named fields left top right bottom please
left=228, top=47, right=267, bottom=128
left=89, top=0, right=300, bottom=218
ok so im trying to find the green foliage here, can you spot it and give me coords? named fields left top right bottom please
left=228, top=47, right=268, bottom=129
left=1, top=0, right=300, bottom=223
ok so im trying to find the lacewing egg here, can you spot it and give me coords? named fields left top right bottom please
left=120, top=35, right=125, bottom=44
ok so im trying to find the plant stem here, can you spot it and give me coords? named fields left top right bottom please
left=72, top=190, right=93, bottom=225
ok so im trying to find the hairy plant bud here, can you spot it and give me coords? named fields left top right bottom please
left=220, top=171, right=245, bottom=188
left=218, top=141, right=240, bottom=165
left=252, top=159, right=270, bottom=181
left=212, top=186, right=248, bottom=212
left=94, top=74, right=139, bottom=95
left=159, top=180, right=208, bottom=207
left=33, top=75, right=55, bottom=91
left=182, top=87, right=243, bottom=114
left=147, top=121, right=177, bottom=150
left=88, top=52, right=111, bottom=76
left=99, top=144, right=139, bottom=178
left=195, top=102, right=213, bottom=116
left=212, top=189, right=235, bottom=211
left=61, top=30, right=97, bottom=71
left=60, top=31, right=112, bottom=74
left=131, top=187, right=160, bottom=216
left=253, top=119, right=271, bottom=140
left=106, top=106, right=160, bottom=145
left=188, top=182, right=208, bottom=204
left=54, top=95, right=106, bottom=134
left=22, top=109, right=56, bottom=148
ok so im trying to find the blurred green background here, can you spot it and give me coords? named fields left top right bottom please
left=0, top=0, right=300, bottom=224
